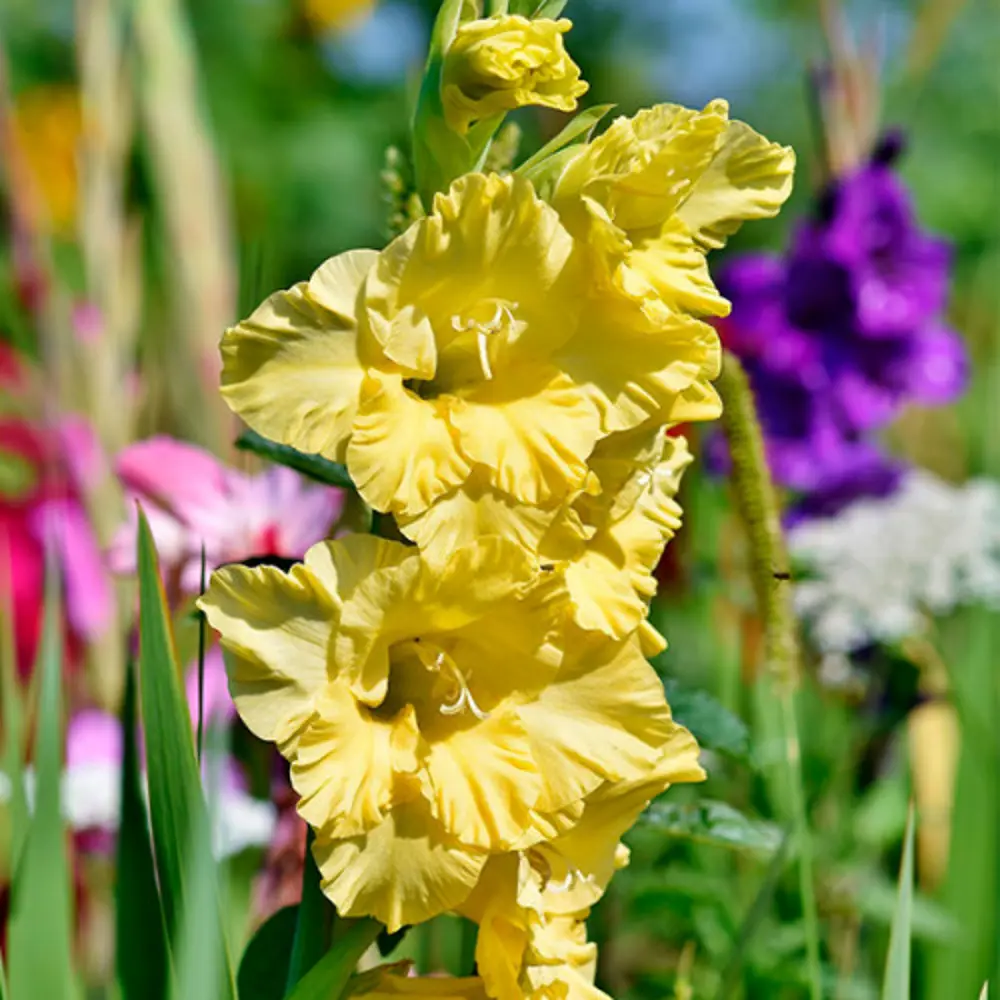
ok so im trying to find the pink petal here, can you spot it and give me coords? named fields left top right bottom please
left=67, top=709, right=122, bottom=768
left=29, top=498, right=113, bottom=640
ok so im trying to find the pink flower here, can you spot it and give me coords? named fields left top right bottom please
left=0, top=405, right=112, bottom=676
left=110, top=437, right=345, bottom=596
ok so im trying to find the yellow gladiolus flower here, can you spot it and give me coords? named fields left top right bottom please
left=222, top=173, right=604, bottom=540
left=461, top=727, right=703, bottom=1000
left=552, top=100, right=795, bottom=324
left=199, top=534, right=679, bottom=930
left=348, top=970, right=489, bottom=998
left=442, top=16, right=588, bottom=135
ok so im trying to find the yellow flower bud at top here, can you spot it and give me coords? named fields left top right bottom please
left=442, top=15, right=588, bottom=135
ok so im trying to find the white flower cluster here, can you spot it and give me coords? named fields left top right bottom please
left=789, top=471, right=1000, bottom=654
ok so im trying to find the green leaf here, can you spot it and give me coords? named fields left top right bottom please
left=171, top=754, right=233, bottom=1000
left=285, top=831, right=336, bottom=991
left=530, top=0, right=569, bottom=17
left=236, top=430, right=354, bottom=490
left=411, top=0, right=484, bottom=206
left=115, top=662, right=171, bottom=1000
left=641, top=800, right=782, bottom=854
left=286, top=919, right=383, bottom=1000
left=516, top=103, right=614, bottom=179
left=7, top=573, right=78, bottom=1000
left=136, top=509, right=236, bottom=997
left=662, top=679, right=751, bottom=764
left=237, top=906, right=297, bottom=1000
left=882, top=805, right=916, bottom=1000
left=0, top=565, right=28, bottom=870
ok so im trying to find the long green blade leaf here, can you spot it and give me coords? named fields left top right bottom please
left=285, top=830, right=336, bottom=991
left=516, top=103, right=615, bottom=177
left=235, top=430, right=354, bottom=490
left=7, top=570, right=78, bottom=1000
left=136, top=508, right=236, bottom=997
left=172, top=753, right=230, bottom=1000
left=237, top=905, right=297, bottom=1000
left=116, top=662, right=171, bottom=1000
left=286, top=919, right=382, bottom=1000
left=0, top=539, right=28, bottom=868
left=882, top=805, right=916, bottom=1000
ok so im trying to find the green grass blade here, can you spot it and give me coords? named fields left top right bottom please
left=237, top=905, right=297, bottom=1000
left=285, top=830, right=336, bottom=991
left=116, top=662, right=171, bottom=1000
left=7, top=571, right=78, bottom=1000
left=171, top=754, right=230, bottom=1000
left=0, top=546, right=28, bottom=868
left=136, top=508, right=236, bottom=997
left=235, top=430, right=354, bottom=490
left=286, top=919, right=382, bottom=1000
left=882, top=805, right=916, bottom=1000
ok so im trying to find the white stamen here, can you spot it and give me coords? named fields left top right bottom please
left=477, top=330, right=494, bottom=381
left=437, top=655, right=489, bottom=720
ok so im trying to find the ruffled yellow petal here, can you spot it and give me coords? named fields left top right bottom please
left=198, top=564, right=336, bottom=750
left=314, top=799, right=487, bottom=932
left=556, top=294, right=722, bottom=434
left=536, top=724, right=704, bottom=916
left=423, top=707, right=543, bottom=850
left=517, top=636, right=674, bottom=815
left=291, top=683, right=420, bottom=839
left=396, top=469, right=563, bottom=559
left=450, top=365, right=600, bottom=504
left=303, top=533, right=414, bottom=607
left=365, top=173, right=578, bottom=386
left=558, top=548, right=639, bottom=638
left=677, top=119, right=796, bottom=251
left=220, top=250, right=376, bottom=462
left=623, top=215, right=731, bottom=319
left=347, top=372, right=471, bottom=517
left=521, top=914, right=608, bottom=1000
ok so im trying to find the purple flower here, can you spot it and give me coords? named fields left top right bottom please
left=717, top=143, right=967, bottom=517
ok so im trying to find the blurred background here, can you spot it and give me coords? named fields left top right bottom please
left=1, top=0, right=999, bottom=997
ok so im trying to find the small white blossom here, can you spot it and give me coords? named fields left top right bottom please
left=789, top=471, right=1000, bottom=653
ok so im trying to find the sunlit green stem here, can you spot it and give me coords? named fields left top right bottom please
left=717, top=351, right=822, bottom=1000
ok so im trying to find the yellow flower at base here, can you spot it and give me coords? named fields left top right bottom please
left=442, top=16, right=588, bottom=135
left=348, top=971, right=489, bottom=999
left=552, top=100, right=795, bottom=325
left=460, top=728, right=704, bottom=1000
left=199, top=534, right=680, bottom=931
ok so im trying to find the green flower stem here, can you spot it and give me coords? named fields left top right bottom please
left=716, top=351, right=822, bottom=1000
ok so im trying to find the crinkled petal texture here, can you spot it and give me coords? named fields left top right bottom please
left=356, top=172, right=600, bottom=534
left=220, top=250, right=378, bottom=463
left=442, top=16, right=588, bottom=134
left=541, top=430, right=692, bottom=640
left=203, top=533, right=693, bottom=930
left=554, top=98, right=794, bottom=327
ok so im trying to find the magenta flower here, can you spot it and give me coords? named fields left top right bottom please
left=110, top=437, right=345, bottom=594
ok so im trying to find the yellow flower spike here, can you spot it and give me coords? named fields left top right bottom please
left=552, top=99, right=795, bottom=323
left=442, top=16, right=588, bottom=135
left=200, top=534, right=679, bottom=929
